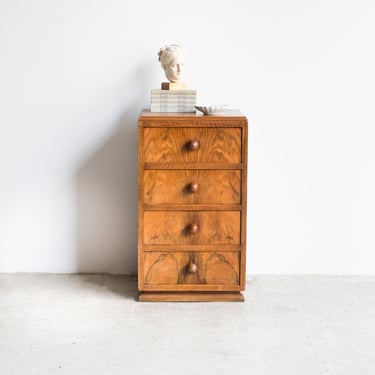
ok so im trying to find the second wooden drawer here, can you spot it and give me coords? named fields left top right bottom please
left=144, top=169, right=241, bottom=205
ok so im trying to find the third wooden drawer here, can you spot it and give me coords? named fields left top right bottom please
left=143, top=211, right=241, bottom=245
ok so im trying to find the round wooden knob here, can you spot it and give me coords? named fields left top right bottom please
left=186, top=140, right=200, bottom=151
left=187, top=260, right=198, bottom=274
left=188, top=223, right=199, bottom=234
left=187, top=182, right=199, bottom=193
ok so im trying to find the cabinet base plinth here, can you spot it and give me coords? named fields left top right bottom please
left=138, top=291, right=244, bottom=302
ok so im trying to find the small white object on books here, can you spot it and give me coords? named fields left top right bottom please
left=195, top=105, right=241, bottom=115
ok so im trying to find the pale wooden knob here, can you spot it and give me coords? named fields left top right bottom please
left=188, top=223, right=199, bottom=234
left=187, top=182, right=199, bottom=193
left=187, top=260, right=198, bottom=274
left=186, top=140, right=200, bottom=151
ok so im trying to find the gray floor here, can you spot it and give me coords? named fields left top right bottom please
left=1, top=274, right=374, bottom=375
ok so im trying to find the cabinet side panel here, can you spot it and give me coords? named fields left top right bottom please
left=240, top=120, right=248, bottom=289
left=138, top=121, right=145, bottom=290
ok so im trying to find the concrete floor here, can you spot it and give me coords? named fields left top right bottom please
left=0, top=274, right=374, bottom=375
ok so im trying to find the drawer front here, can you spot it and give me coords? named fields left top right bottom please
left=144, top=211, right=240, bottom=245
left=144, top=251, right=240, bottom=286
left=144, top=128, right=241, bottom=163
left=144, top=170, right=241, bottom=205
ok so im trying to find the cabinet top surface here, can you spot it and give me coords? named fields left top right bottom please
left=139, top=109, right=247, bottom=121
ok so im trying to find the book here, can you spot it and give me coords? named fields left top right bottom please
left=151, top=99, right=196, bottom=105
left=151, top=103, right=196, bottom=113
left=151, top=97, right=196, bottom=102
left=150, top=88, right=197, bottom=112
left=151, top=89, right=196, bottom=96
left=151, top=95, right=197, bottom=102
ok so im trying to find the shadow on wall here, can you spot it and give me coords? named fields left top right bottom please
left=74, top=61, right=155, bottom=275
left=75, top=107, right=139, bottom=275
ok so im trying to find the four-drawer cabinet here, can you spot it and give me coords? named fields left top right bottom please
left=138, top=110, right=248, bottom=302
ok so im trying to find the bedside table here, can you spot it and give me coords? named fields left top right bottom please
left=137, top=110, right=248, bottom=302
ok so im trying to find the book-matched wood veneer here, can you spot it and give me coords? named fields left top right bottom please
left=138, top=110, right=248, bottom=302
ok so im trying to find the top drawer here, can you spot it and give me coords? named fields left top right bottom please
left=144, top=128, right=241, bottom=164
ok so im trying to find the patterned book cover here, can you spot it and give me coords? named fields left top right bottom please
left=151, top=89, right=196, bottom=96
left=151, top=98, right=196, bottom=104
left=151, top=103, right=196, bottom=113
left=150, top=89, right=197, bottom=112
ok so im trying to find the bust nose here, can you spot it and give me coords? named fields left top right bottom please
left=177, top=64, right=181, bottom=72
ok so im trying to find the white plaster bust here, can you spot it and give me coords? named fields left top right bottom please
left=158, top=44, right=185, bottom=83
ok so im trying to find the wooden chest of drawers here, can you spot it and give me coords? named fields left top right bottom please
left=138, top=110, right=248, bottom=302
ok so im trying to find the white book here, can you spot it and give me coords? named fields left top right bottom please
left=151, top=89, right=196, bottom=96
left=151, top=104, right=196, bottom=113
left=151, top=99, right=196, bottom=104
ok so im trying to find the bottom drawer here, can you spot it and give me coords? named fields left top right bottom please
left=143, top=252, right=240, bottom=286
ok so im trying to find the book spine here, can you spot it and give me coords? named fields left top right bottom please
left=150, top=108, right=196, bottom=113
left=151, top=100, right=196, bottom=104
left=151, top=96, right=196, bottom=101
left=151, top=104, right=196, bottom=112
left=151, top=89, right=196, bottom=95
left=150, top=88, right=197, bottom=112
left=151, top=97, right=196, bottom=101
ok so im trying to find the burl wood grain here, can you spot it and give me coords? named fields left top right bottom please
left=144, top=251, right=240, bottom=286
left=144, top=211, right=240, bottom=245
left=144, top=128, right=241, bottom=163
left=138, top=292, right=244, bottom=302
left=143, top=170, right=241, bottom=205
left=138, top=111, right=248, bottom=301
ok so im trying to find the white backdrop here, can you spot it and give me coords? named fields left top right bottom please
left=0, top=0, right=374, bottom=274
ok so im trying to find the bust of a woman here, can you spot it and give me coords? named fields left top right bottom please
left=158, top=44, right=185, bottom=83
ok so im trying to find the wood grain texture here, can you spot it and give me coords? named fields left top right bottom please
left=144, top=162, right=243, bottom=170
left=144, top=211, right=240, bottom=245
left=144, top=128, right=241, bottom=163
left=139, top=109, right=245, bottom=124
left=138, top=111, right=248, bottom=301
left=144, top=170, right=241, bottom=205
left=137, top=123, right=145, bottom=289
left=240, top=115, right=248, bottom=289
left=143, top=244, right=241, bottom=252
left=138, top=292, right=244, bottom=302
left=143, top=204, right=241, bottom=211
left=143, top=251, right=240, bottom=286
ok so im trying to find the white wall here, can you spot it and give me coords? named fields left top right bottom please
left=1, top=0, right=374, bottom=274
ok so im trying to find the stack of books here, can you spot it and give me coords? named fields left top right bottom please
left=151, top=89, right=196, bottom=113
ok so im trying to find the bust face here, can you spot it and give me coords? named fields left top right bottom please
left=164, top=56, right=185, bottom=82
